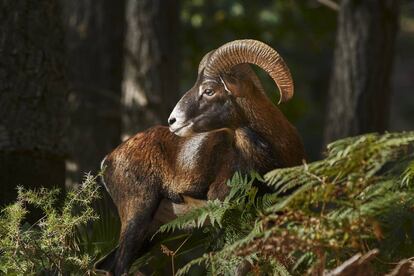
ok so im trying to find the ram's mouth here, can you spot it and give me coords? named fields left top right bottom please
left=169, top=122, right=194, bottom=137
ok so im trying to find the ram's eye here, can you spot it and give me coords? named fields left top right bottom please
left=203, top=89, right=215, bottom=97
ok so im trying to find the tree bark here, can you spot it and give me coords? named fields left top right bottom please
left=122, top=0, right=180, bottom=138
left=61, top=0, right=125, bottom=183
left=324, top=0, right=399, bottom=145
left=0, top=0, right=67, bottom=206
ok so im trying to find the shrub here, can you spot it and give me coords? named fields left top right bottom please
left=0, top=173, right=101, bottom=275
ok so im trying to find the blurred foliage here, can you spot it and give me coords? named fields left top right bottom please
left=179, top=0, right=337, bottom=159
left=145, top=132, right=414, bottom=275
left=391, top=2, right=414, bottom=132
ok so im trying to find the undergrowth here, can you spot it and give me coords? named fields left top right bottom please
left=0, top=173, right=119, bottom=276
left=1, top=132, right=413, bottom=275
left=147, top=132, right=414, bottom=275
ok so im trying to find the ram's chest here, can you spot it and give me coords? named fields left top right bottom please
left=163, top=132, right=228, bottom=198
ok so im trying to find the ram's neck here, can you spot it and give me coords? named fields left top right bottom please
left=234, top=95, right=305, bottom=171
left=234, top=127, right=279, bottom=173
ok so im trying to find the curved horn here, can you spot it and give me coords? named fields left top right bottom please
left=203, top=39, right=293, bottom=103
left=198, top=50, right=215, bottom=74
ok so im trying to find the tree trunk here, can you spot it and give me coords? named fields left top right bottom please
left=122, top=0, right=180, bottom=138
left=324, top=0, right=399, bottom=145
left=0, top=0, right=67, bottom=206
left=61, top=0, right=125, bottom=183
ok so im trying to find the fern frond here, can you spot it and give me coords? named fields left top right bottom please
left=156, top=199, right=228, bottom=235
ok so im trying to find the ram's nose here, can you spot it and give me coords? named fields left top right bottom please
left=168, top=117, right=176, bottom=126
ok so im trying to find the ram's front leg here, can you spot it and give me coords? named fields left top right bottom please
left=95, top=191, right=161, bottom=276
left=117, top=197, right=164, bottom=275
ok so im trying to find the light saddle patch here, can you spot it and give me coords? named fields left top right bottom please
left=177, top=132, right=209, bottom=170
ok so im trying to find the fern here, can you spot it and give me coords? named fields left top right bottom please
left=148, top=132, right=414, bottom=275
left=157, top=199, right=227, bottom=234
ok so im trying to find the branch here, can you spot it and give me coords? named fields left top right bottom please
left=325, top=249, right=379, bottom=276
left=317, top=0, right=339, bottom=11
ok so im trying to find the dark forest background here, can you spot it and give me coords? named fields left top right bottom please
left=1, top=0, right=413, bottom=209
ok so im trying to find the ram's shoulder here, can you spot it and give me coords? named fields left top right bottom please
left=118, top=126, right=175, bottom=150
left=106, top=126, right=181, bottom=171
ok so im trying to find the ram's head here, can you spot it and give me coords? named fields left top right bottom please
left=168, top=39, right=294, bottom=137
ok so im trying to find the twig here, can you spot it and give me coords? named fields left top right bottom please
left=174, top=235, right=191, bottom=255
left=161, top=234, right=192, bottom=276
